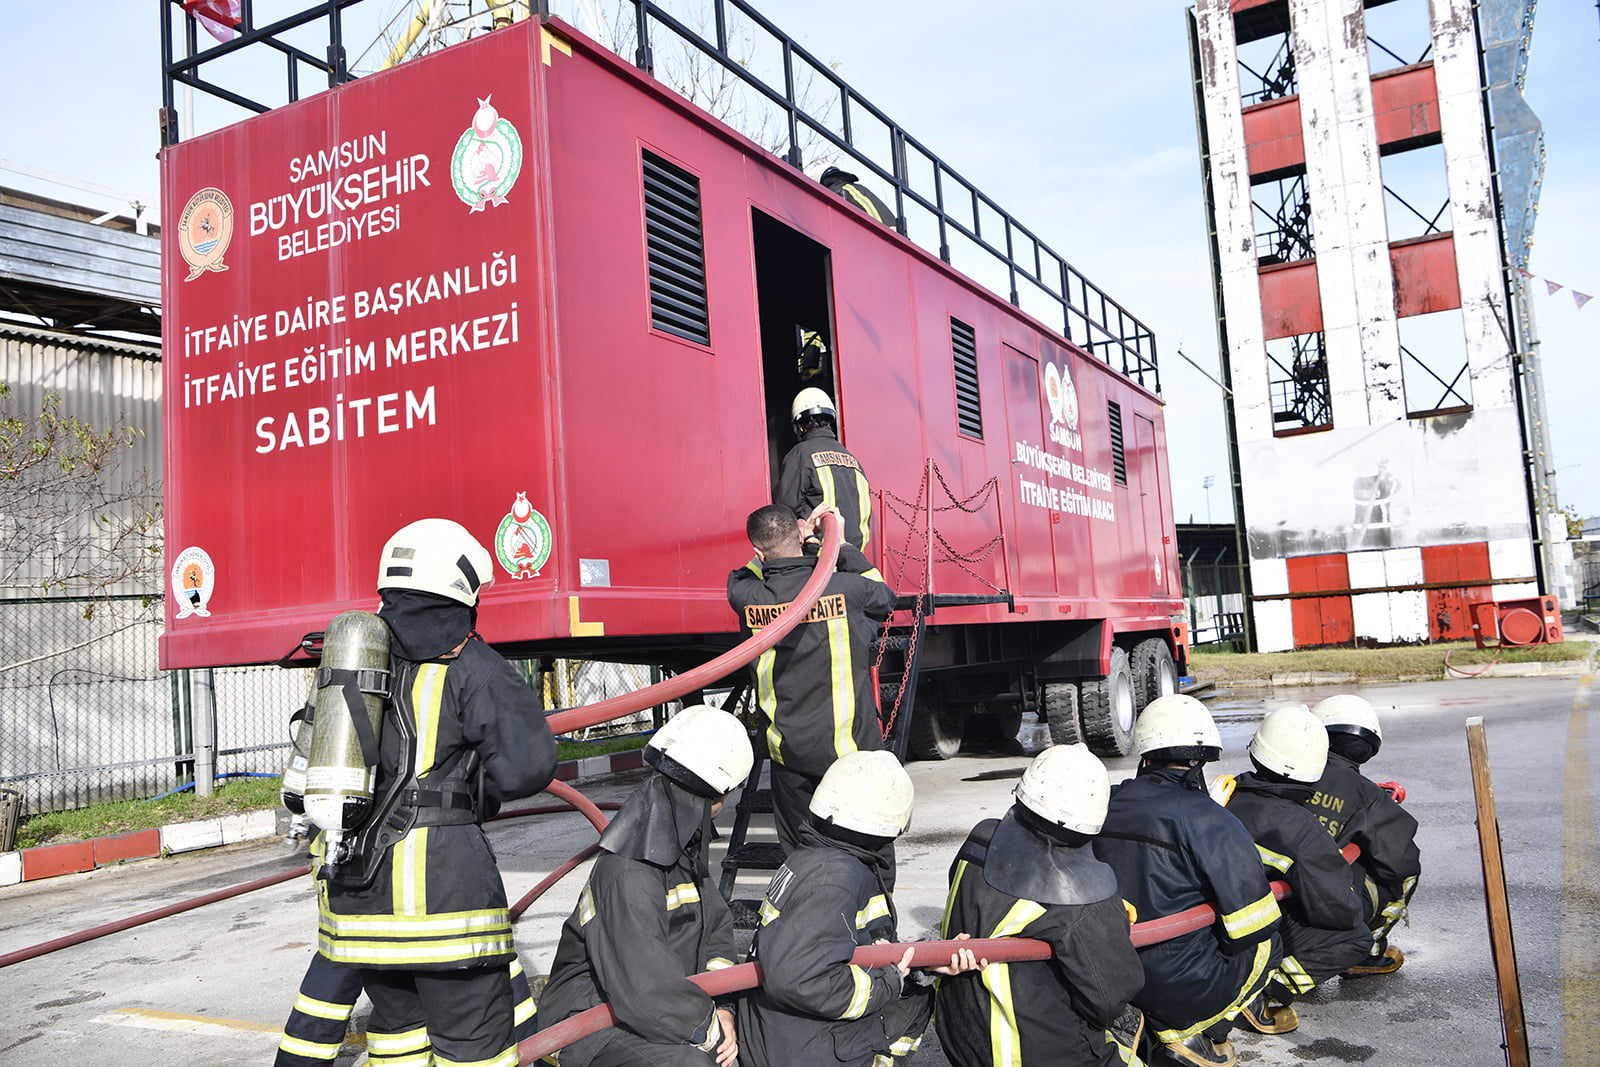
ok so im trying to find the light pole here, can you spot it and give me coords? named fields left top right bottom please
left=1203, top=475, right=1215, bottom=524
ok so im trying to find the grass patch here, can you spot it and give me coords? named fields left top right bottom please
left=1190, top=640, right=1593, bottom=684
left=556, top=732, right=651, bottom=762
left=15, top=777, right=283, bottom=850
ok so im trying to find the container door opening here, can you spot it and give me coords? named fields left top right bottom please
left=751, top=209, right=837, bottom=496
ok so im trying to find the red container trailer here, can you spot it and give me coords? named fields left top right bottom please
left=158, top=4, right=1186, bottom=757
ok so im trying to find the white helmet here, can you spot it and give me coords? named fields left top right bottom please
left=1248, top=706, right=1329, bottom=783
left=791, top=387, right=837, bottom=425
left=1311, top=694, right=1383, bottom=751
left=810, top=750, right=914, bottom=838
left=377, top=518, right=494, bottom=606
left=645, top=705, right=754, bottom=797
left=1014, top=744, right=1110, bottom=835
left=1132, top=694, right=1222, bottom=761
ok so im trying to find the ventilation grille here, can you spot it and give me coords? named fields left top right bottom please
left=951, top=317, right=982, bottom=438
left=642, top=150, right=710, bottom=345
left=1108, top=400, right=1127, bottom=485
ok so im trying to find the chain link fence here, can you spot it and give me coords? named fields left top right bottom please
left=0, top=592, right=690, bottom=818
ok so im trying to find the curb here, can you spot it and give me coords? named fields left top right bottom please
left=0, top=750, right=645, bottom=889
left=1196, top=654, right=1595, bottom=689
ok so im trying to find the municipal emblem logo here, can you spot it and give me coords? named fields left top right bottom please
left=452, top=95, right=523, bottom=212
left=178, top=188, right=234, bottom=280
left=171, top=545, right=216, bottom=619
left=496, top=491, right=552, bottom=579
left=1043, top=360, right=1079, bottom=431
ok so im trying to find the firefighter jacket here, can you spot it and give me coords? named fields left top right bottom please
left=1225, top=773, right=1372, bottom=992
left=737, top=823, right=927, bottom=1067
left=1304, top=752, right=1421, bottom=939
left=1093, top=766, right=1281, bottom=1042
left=536, top=827, right=738, bottom=1056
left=775, top=426, right=873, bottom=551
left=317, top=637, right=557, bottom=970
left=935, top=818, right=1144, bottom=1067
left=727, top=546, right=894, bottom=778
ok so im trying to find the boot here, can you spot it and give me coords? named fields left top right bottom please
left=1238, top=992, right=1300, bottom=1034
left=1160, top=1032, right=1239, bottom=1067
left=1344, top=945, right=1405, bottom=976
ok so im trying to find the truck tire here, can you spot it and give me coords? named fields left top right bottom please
left=1042, top=683, right=1083, bottom=746
left=1130, top=638, right=1177, bottom=712
left=909, top=705, right=963, bottom=761
left=1081, top=647, right=1136, bottom=757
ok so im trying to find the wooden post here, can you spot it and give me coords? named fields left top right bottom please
left=1465, top=716, right=1531, bottom=1067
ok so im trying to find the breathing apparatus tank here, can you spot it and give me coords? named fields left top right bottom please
left=303, top=610, right=392, bottom=878
left=278, top=678, right=317, bottom=843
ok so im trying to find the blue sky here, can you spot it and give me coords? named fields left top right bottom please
left=3, top=0, right=1596, bottom=523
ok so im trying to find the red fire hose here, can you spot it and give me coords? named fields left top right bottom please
left=543, top=515, right=844, bottom=736
left=518, top=842, right=1368, bottom=1062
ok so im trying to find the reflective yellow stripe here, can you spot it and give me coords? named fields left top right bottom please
left=817, top=466, right=839, bottom=513
left=319, top=932, right=515, bottom=966
left=852, top=469, right=872, bottom=548
left=514, top=993, right=535, bottom=1027
left=435, top=1048, right=518, bottom=1067
left=368, top=1026, right=430, bottom=1054
left=1276, top=954, right=1316, bottom=994
left=860, top=567, right=884, bottom=583
left=745, top=558, right=765, bottom=579
left=757, top=650, right=782, bottom=759
left=842, top=964, right=872, bottom=1019
left=984, top=898, right=1047, bottom=1066
left=393, top=825, right=428, bottom=915
left=1256, top=844, right=1293, bottom=874
left=277, top=1033, right=344, bottom=1058
left=888, top=1033, right=920, bottom=1054
left=941, top=861, right=968, bottom=938
left=1149, top=938, right=1274, bottom=1042
left=828, top=617, right=855, bottom=758
left=323, top=907, right=510, bottom=937
left=413, top=663, right=447, bottom=778
left=577, top=884, right=596, bottom=926
left=291, top=993, right=351, bottom=1021
left=665, top=882, right=702, bottom=911
left=706, top=956, right=736, bottom=970
left=855, top=894, right=890, bottom=929
left=841, top=185, right=886, bottom=223
left=760, top=898, right=781, bottom=925
left=1220, top=890, right=1280, bottom=940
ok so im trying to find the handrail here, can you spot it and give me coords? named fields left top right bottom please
left=543, top=513, right=843, bottom=736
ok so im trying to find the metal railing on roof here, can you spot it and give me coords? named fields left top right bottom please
left=160, top=0, right=1158, bottom=392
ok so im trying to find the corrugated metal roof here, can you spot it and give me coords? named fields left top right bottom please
left=0, top=321, right=161, bottom=360
left=0, top=199, right=160, bottom=307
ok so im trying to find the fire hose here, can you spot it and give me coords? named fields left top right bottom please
left=517, top=843, right=1366, bottom=1063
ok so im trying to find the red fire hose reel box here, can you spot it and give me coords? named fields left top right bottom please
left=1469, top=595, right=1563, bottom=649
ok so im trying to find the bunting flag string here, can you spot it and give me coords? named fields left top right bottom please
left=1516, top=266, right=1592, bottom=310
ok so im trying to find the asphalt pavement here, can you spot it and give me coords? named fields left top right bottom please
left=1, top=673, right=1596, bottom=1065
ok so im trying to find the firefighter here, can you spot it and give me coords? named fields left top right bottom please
left=536, top=705, right=753, bottom=1067
left=315, top=518, right=558, bottom=1067
left=1304, top=694, right=1421, bottom=975
left=1219, top=706, right=1372, bottom=1036
left=737, top=750, right=964, bottom=1067
left=820, top=166, right=896, bottom=228
left=1093, top=694, right=1281, bottom=1067
left=274, top=950, right=540, bottom=1065
left=727, top=503, right=895, bottom=861
left=775, top=388, right=873, bottom=553
left=935, top=743, right=1146, bottom=1067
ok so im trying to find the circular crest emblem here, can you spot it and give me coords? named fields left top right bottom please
left=171, top=545, right=216, bottom=619
left=496, top=492, right=552, bottom=579
left=452, top=96, right=523, bottom=212
left=1058, top=363, right=1080, bottom=431
left=1043, top=361, right=1064, bottom=424
left=178, top=188, right=234, bottom=281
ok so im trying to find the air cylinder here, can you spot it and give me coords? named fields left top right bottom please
left=303, top=611, right=392, bottom=854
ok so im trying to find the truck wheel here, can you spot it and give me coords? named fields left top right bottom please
left=1081, top=647, right=1136, bottom=757
left=909, top=705, right=964, bottom=761
left=1042, top=683, right=1083, bottom=746
left=1130, top=638, right=1178, bottom=712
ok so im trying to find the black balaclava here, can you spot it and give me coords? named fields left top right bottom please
left=1328, top=733, right=1379, bottom=766
left=378, top=588, right=476, bottom=662
left=1246, top=758, right=1318, bottom=803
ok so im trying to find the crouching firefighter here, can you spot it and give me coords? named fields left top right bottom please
left=537, top=705, right=753, bottom=1066
left=313, top=518, right=558, bottom=1067
left=936, top=744, right=1146, bottom=1067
